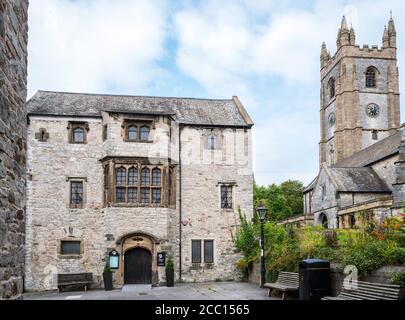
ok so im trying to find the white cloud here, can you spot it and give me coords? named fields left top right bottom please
left=28, top=0, right=169, bottom=98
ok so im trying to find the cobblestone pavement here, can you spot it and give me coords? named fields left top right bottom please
left=23, top=281, right=279, bottom=300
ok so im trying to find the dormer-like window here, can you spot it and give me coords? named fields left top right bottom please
left=123, top=121, right=152, bottom=142
left=68, top=122, right=88, bottom=144
left=328, top=77, right=335, bottom=100
left=366, top=66, right=377, bottom=88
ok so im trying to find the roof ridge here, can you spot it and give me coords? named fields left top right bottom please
left=36, top=90, right=234, bottom=102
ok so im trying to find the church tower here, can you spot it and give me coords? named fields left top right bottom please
left=319, top=16, right=400, bottom=166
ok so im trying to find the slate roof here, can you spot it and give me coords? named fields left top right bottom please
left=327, top=167, right=392, bottom=193
left=334, top=128, right=403, bottom=167
left=26, top=91, right=254, bottom=127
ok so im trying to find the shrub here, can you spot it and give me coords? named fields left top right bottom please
left=390, top=272, right=405, bottom=286
left=166, top=258, right=174, bottom=270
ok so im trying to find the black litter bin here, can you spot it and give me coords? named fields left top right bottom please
left=299, top=259, right=330, bottom=300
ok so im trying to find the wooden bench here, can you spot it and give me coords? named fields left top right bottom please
left=57, top=273, right=93, bottom=292
left=322, top=280, right=404, bottom=300
left=263, top=272, right=299, bottom=300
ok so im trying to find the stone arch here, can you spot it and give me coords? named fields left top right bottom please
left=319, top=213, right=329, bottom=229
left=114, top=231, right=161, bottom=286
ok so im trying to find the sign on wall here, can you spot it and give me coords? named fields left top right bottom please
left=109, top=250, right=120, bottom=269
left=157, top=252, right=166, bottom=267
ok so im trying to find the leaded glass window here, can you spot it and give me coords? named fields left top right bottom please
left=192, top=240, right=201, bottom=263
left=220, top=186, right=233, bottom=209
left=70, top=181, right=83, bottom=205
left=204, top=240, right=214, bottom=263
left=141, top=168, right=150, bottom=186
left=140, top=126, right=150, bottom=141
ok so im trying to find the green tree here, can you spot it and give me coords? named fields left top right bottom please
left=280, top=180, right=304, bottom=216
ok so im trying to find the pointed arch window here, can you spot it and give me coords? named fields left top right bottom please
left=140, top=126, right=150, bottom=141
left=328, top=77, right=335, bottom=100
left=366, top=66, right=377, bottom=88
left=128, top=126, right=138, bottom=141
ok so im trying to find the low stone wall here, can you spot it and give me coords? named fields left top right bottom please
left=248, top=262, right=405, bottom=297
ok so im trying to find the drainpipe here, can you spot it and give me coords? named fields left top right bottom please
left=178, top=124, right=183, bottom=282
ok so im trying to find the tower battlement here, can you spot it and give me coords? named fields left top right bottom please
left=319, top=15, right=400, bottom=167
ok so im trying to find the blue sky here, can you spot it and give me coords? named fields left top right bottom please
left=27, top=0, right=405, bottom=186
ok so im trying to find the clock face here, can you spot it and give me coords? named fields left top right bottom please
left=366, top=103, right=380, bottom=118
left=328, top=112, right=336, bottom=126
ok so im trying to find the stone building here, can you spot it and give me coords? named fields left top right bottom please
left=303, top=16, right=404, bottom=229
left=24, top=91, right=254, bottom=291
left=0, top=0, right=29, bottom=299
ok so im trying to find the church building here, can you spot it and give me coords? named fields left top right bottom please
left=24, top=91, right=254, bottom=291
left=303, top=16, right=404, bottom=229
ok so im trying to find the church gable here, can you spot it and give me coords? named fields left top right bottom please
left=311, top=167, right=339, bottom=214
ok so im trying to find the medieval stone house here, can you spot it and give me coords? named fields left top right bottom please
left=303, top=16, right=404, bottom=229
left=24, top=91, right=254, bottom=291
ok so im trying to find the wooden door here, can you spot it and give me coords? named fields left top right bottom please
left=124, top=248, right=152, bottom=284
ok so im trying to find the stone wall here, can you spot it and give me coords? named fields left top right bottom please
left=0, top=0, right=28, bottom=300
left=25, top=114, right=253, bottom=291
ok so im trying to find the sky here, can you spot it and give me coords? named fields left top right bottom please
left=27, top=0, right=405, bottom=186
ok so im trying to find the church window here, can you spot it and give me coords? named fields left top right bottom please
left=366, top=66, right=377, bottom=88
left=208, top=135, right=216, bottom=150
left=60, top=241, right=81, bottom=255
left=321, top=213, right=329, bottom=229
left=328, top=77, right=335, bottom=100
left=221, top=185, right=233, bottom=209
left=102, top=124, right=108, bottom=141
left=321, top=185, right=326, bottom=201
left=70, top=181, right=83, bottom=206
left=328, top=113, right=336, bottom=126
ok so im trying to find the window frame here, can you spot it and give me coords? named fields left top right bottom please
left=220, top=185, right=233, bottom=209
left=68, top=177, right=86, bottom=209
left=365, top=66, right=377, bottom=88
left=68, top=122, right=88, bottom=144
left=123, top=121, right=153, bottom=143
left=109, top=163, right=165, bottom=207
left=191, top=240, right=202, bottom=264
left=207, top=135, right=217, bottom=150
left=60, top=240, right=82, bottom=256
left=204, top=240, right=214, bottom=264
left=327, top=77, right=335, bottom=100
left=191, top=239, right=215, bottom=265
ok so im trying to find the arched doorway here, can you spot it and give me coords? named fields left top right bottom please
left=124, top=248, right=152, bottom=284
left=319, top=213, right=329, bottom=229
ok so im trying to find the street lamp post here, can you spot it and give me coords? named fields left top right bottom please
left=256, top=202, right=268, bottom=288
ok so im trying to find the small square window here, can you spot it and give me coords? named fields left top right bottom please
left=61, top=241, right=81, bottom=255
